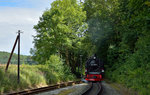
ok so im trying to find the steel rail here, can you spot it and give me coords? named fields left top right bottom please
left=96, top=82, right=103, bottom=95
left=7, top=81, right=82, bottom=95
left=82, top=82, right=93, bottom=95
left=82, top=82, right=102, bottom=95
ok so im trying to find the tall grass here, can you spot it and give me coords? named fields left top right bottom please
left=0, top=55, right=76, bottom=94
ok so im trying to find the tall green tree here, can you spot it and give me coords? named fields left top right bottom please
left=31, top=0, right=87, bottom=73
left=105, top=0, right=150, bottom=94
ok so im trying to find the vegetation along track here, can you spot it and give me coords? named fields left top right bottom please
left=7, top=81, right=82, bottom=95
left=82, top=82, right=102, bottom=95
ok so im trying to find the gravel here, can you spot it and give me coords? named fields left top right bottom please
left=101, top=81, right=122, bottom=95
left=37, top=81, right=123, bottom=95
left=36, top=83, right=90, bottom=95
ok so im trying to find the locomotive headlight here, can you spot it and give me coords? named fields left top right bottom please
left=102, top=69, right=104, bottom=72
left=85, top=69, right=87, bottom=72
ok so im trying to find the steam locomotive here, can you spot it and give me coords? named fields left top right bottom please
left=85, top=54, right=104, bottom=82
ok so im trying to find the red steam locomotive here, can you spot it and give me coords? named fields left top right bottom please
left=85, top=54, right=104, bottom=82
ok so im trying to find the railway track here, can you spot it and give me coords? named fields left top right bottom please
left=7, top=81, right=82, bottom=95
left=82, top=82, right=102, bottom=95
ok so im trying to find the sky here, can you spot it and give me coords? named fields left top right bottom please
left=0, top=0, right=55, bottom=55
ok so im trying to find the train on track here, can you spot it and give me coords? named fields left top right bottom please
left=85, top=54, right=104, bottom=82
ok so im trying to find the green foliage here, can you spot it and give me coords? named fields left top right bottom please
left=32, top=0, right=86, bottom=62
left=29, top=0, right=150, bottom=94
left=84, top=0, right=150, bottom=94
left=0, top=65, right=46, bottom=94
left=45, top=55, right=75, bottom=83
left=0, top=63, right=75, bottom=94
left=0, top=51, right=35, bottom=64
left=102, top=0, right=150, bottom=94
left=31, top=0, right=88, bottom=76
left=84, top=0, right=119, bottom=62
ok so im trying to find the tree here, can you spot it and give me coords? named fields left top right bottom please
left=31, top=0, right=87, bottom=73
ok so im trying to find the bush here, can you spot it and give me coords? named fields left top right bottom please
left=45, top=55, right=76, bottom=83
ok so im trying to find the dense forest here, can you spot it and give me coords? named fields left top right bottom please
left=31, top=0, right=150, bottom=94
left=0, top=51, right=34, bottom=64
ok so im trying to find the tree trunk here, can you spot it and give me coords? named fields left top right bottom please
left=65, top=49, right=69, bottom=65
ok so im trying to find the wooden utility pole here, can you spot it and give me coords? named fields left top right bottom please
left=5, top=35, right=19, bottom=71
left=5, top=30, right=23, bottom=84
left=18, top=30, right=21, bottom=83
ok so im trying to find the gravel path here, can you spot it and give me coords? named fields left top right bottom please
left=102, top=81, right=121, bottom=95
left=36, top=83, right=90, bottom=95
left=36, top=81, right=122, bottom=95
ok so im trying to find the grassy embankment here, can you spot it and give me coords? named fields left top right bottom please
left=0, top=55, right=76, bottom=94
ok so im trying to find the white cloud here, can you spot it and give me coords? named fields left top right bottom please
left=0, top=0, right=54, bottom=55
left=0, top=0, right=56, bottom=55
left=0, top=7, right=40, bottom=55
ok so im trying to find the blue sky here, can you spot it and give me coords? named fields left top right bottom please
left=0, top=0, right=55, bottom=55
left=0, top=0, right=53, bottom=8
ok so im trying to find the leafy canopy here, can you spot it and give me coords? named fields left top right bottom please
left=32, top=0, right=87, bottom=64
